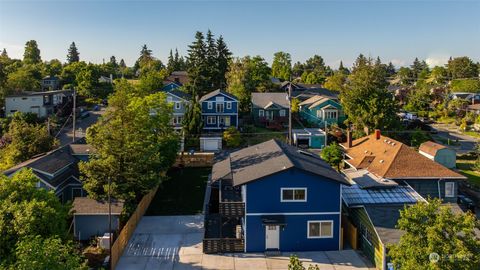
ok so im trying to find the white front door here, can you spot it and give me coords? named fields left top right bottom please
left=265, top=225, right=280, bottom=250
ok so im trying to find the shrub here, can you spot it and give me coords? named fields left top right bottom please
left=223, top=127, right=241, bottom=148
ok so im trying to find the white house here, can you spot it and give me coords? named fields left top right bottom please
left=5, top=90, right=73, bottom=118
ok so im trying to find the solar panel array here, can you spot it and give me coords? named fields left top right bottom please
left=342, top=184, right=424, bottom=206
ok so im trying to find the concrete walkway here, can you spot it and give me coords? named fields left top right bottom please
left=116, top=215, right=372, bottom=270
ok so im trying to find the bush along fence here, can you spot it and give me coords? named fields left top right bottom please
left=174, top=152, right=215, bottom=167
left=110, top=186, right=159, bottom=269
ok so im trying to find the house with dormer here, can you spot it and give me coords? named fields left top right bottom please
left=200, top=89, right=238, bottom=130
left=340, top=130, right=467, bottom=270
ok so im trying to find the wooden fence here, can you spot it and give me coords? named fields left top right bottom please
left=174, top=152, right=215, bottom=167
left=343, top=216, right=358, bottom=250
left=110, top=186, right=158, bottom=270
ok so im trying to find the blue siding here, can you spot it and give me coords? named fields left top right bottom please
left=244, top=168, right=342, bottom=252
left=74, top=215, right=120, bottom=241
left=246, top=214, right=340, bottom=252
left=246, top=169, right=341, bottom=214
left=201, top=92, right=239, bottom=130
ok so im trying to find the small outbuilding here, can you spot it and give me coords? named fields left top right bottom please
left=200, top=136, right=222, bottom=152
left=72, top=197, right=124, bottom=241
left=292, top=128, right=326, bottom=149
left=419, top=141, right=456, bottom=169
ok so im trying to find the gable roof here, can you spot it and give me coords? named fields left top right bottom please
left=168, top=89, right=191, bottom=101
left=200, top=89, right=238, bottom=102
left=251, top=92, right=289, bottom=109
left=299, top=95, right=340, bottom=109
left=342, top=134, right=465, bottom=179
left=69, top=144, right=96, bottom=155
left=212, top=139, right=350, bottom=186
left=419, top=141, right=449, bottom=156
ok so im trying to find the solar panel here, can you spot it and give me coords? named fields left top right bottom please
left=342, top=184, right=425, bottom=206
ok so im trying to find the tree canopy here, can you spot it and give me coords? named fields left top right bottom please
left=23, top=40, right=41, bottom=64
left=271, top=51, right=292, bottom=81
left=67, top=42, right=80, bottom=64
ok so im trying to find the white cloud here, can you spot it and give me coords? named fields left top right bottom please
left=0, top=41, right=23, bottom=59
left=390, top=59, right=406, bottom=67
left=425, top=54, right=450, bottom=68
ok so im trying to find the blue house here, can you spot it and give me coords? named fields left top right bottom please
left=204, top=139, right=350, bottom=253
left=200, top=89, right=238, bottom=130
left=165, top=90, right=191, bottom=130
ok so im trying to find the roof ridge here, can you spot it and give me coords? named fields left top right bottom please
left=378, top=139, right=404, bottom=177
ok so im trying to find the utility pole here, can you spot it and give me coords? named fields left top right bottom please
left=72, top=89, right=76, bottom=142
left=288, top=81, right=292, bottom=145
left=324, top=121, right=328, bottom=147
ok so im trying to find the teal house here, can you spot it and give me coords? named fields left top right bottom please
left=292, top=128, right=326, bottom=149
left=299, top=95, right=345, bottom=127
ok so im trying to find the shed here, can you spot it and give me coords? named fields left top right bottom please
left=72, top=197, right=124, bottom=241
left=292, top=128, right=326, bottom=149
left=419, top=141, right=456, bottom=169
left=200, top=136, right=222, bottom=152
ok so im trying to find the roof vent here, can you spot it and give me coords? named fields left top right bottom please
left=298, top=150, right=314, bottom=157
left=364, top=150, right=368, bottom=154
left=379, top=160, right=384, bottom=163
left=391, top=143, right=396, bottom=146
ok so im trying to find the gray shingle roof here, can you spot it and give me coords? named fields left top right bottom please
left=200, top=89, right=238, bottom=102
left=168, top=89, right=192, bottom=101
left=251, top=92, right=289, bottom=109
left=364, top=205, right=405, bottom=245
left=72, top=197, right=124, bottom=215
left=212, top=139, right=349, bottom=186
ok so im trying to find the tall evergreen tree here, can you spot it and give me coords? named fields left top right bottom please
left=23, top=40, right=41, bottom=64
left=119, top=59, right=126, bottom=68
left=338, top=61, right=350, bottom=75
left=410, top=57, right=428, bottom=78
left=206, top=30, right=217, bottom=87
left=186, top=31, right=210, bottom=95
left=167, top=49, right=175, bottom=72
left=352, top=54, right=368, bottom=72
left=215, top=35, right=231, bottom=89
left=66, top=42, right=79, bottom=64
left=1, top=48, right=8, bottom=58
left=386, top=62, right=396, bottom=77
left=109, top=56, right=118, bottom=67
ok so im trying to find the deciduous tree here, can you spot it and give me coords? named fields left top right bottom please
left=23, top=40, right=41, bottom=64
left=320, top=143, right=343, bottom=170
left=271, top=51, right=292, bottom=81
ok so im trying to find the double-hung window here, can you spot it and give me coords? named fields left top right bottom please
left=216, top=103, right=224, bottom=113
left=307, top=221, right=333, bottom=238
left=445, top=182, right=455, bottom=197
left=281, top=188, right=307, bottom=202
left=226, top=102, right=232, bottom=110
left=279, top=109, right=286, bottom=117
left=208, top=102, right=213, bottom=110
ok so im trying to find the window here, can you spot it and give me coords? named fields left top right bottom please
left=308, top=221, right=333, bottom=238
left=226, top=102, right=232, bottom=109
left=175, top=102, right=181, bottom=109
left=207, top=116, right=216, bottom=125
left=224, top=117, right=231, bottom=127
left=281, top=188, right=307, bottom=202
left=279, top=110, right=286, bottom=117
left=445, top=182, right=455, bottom=198
left=173, top=116, right=183, bottom=125
left=325, top=110, right=338, bottom=119
left=216, top=103, right=224, bottom=113
left=208, top=102, right=213, bottom=109
left=259, top=110, right=264, bottom=117
left=72, top=188, right=83, bottom=198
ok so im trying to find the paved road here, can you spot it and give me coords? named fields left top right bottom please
left=57, top=107, right=105, bottom=146
left=431, top=123, right=479, bottom=154
left=116, top=215, right=373, bottom=270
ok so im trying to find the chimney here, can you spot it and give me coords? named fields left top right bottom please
left=347, top=129, right=352, bottom=148
left=375, top=129, right=381, bottom=140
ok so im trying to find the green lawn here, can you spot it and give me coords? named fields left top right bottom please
left=463, top=130, right=480, bottom=139
left=242, top=126, right=286, bottom=146
left=457, top=160, right=480, bottom=187
left=145, top=167, right=211, bottom=215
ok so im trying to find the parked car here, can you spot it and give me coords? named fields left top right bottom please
left=405, top=112, right=418, bottom=120
left=457, top=195, right=476, bottom=213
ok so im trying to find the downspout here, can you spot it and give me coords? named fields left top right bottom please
left=437, top=178, right=443, bottom=199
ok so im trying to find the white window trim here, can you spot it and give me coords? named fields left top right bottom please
left=307, top=220, right=334, bottom=239
left=259, top=110, right=264, bottom=117
left=280, top=187, right=307, bottom=202
left=175, top=102, right=181, bottom=109
left=207, top=116, right=216, bottom=125
left=445, top=182, right=455, bottom=198
left=226, top=102, right=232, bottom=109
left=207, top=102, right=213, bottom=109
left=279, top=109, right=286, bottom=117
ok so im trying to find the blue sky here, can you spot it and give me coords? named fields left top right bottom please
left=0, top=0, right=479, bottom=68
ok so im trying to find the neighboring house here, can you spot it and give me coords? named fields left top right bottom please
left=299, top=95, right=346, bottom=127
left=419, top=141, right=456, bottom=169
left=41, top=76, right=61, bottom=90
left=467, top=103, right=480, bottom=114
left=162, top=82, right=182, bottom=92
left=204, top=139, right=350, bottom=253
left=166, top=90, right=191, bottom=130
left=251, top=92, right=289, bottom=128
left=200, top=89, right=238, bottom=130
left=72, top=197, right=123, bottom=241
left=450, top=92, right=480, bottom=104
left=5, top=90, right=73, bottom=118
left=3, top=142, right=94, bottom=203
left=98, top=75, right=113, bottom=84
left=340, top=131, right=467, bottom=269
left=165, top=71, right=189, bottom=85
left=292, top=128, right=326, bottom=149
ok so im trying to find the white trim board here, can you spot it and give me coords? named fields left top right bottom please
left=246, top=212, right=340, bottom=216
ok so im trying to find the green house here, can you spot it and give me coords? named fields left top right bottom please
left=299, top=95, right=345, bottom=127
left=292, top=128, right=326, bottom=149
left=251, top=92, right=289, bottom=128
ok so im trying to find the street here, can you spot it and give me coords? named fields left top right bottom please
left=57, top=107, right=105, bottom=146
left=431, top=123, right=479, bottom=154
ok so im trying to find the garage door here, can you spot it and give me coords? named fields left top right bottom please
left=204, top=139, right=219, bottom=151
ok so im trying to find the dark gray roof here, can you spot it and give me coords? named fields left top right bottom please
left=200, top=89, right=238, bottom=102
left=364, top=205, right=405, bottom=245
left=212, top=139, right=350, bottom=186
left=292, top=88, right=338, bottom=101
left=72, top=197, right=124, bottom=215
left=6, top=89, right=73, bottom=98
left=251, top=92, right=289, bottom=109
left=168, top=89, right=191, bottom=101
left=28, top=148, right=77, bottom=175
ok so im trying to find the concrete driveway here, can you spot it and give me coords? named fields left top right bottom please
left=116, top=215, right=373, bottom=270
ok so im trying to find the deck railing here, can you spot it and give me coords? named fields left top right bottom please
left=219, top=202, right=245, bottom=217
left=203, top=238, right=244, bottom=253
